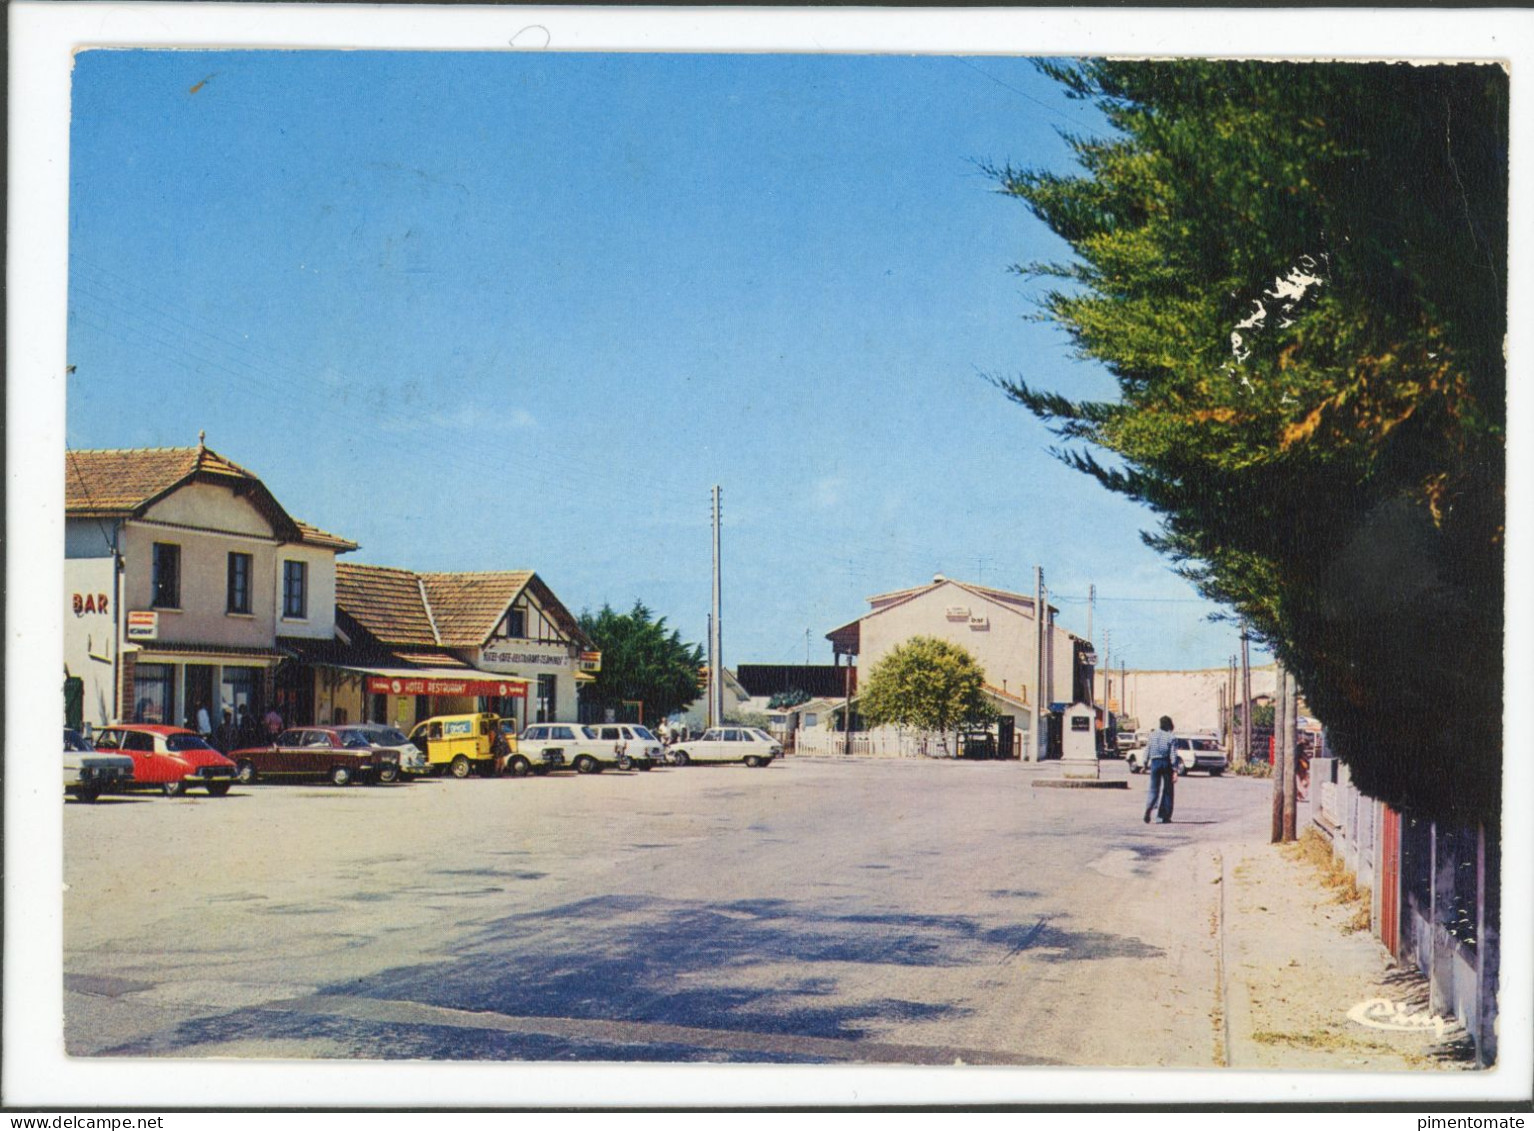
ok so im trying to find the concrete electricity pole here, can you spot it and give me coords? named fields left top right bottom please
left=1283, top=671, right=1300, bottom=841
left=1239, top=628, right=1253, bottom=769
left=709, top=485, right=723, bottom=729
left=1086, top=584, right=1095, bottom=707
left=1032, top=566, right=1044, bottom=761
left=1272, top=662, right=1289, bottom=844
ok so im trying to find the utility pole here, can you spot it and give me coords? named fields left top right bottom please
left=1120, top=659, right=1126, bottom=715
left=1044, top=581, right=1054, bottom=712
left=1031, top=566, right=1044, bottom=761
left=1272, top=662, right=1288, bottom=844
left=1283, top=670, right=1299, bottom=841
left=1239, top=628, right=1253, bottom=770
left=1086, top=584, right=1096, bottom=708
left=709, top=486, right=723, bottom=729
left=1104, top=630, right=1113, bottom=714
left=1228, top=655, right=1238, bottom=753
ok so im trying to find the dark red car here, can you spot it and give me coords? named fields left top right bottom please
left=91, top=725, right=236, bottom=797
left=230, top=725, right=397, bottom=787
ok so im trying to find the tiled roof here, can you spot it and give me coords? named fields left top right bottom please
left=419, top=572, right=533, bottom=648
left=65, top=446, right=356, bottom=552
left=293, top=519, right=358, bottom=552
left=65, top=446, right=258, bottom=516
left=335, top=563, right=439, bottom=648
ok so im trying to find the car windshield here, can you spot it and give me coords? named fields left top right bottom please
left=337, top=730, right=374, bottom=748
left=64, top=729, right=93, bottom=752
left=370, top=728, right=409, bottom=745
left=631, top=726, right=657, bottom=741
left=165, top=734, right=215, bottom=752
left=580, top=726, right=600, bottom=739
left=1190, top=738, right=1221, bottom=751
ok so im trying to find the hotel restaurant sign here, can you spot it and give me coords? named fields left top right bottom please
left=365, top=674, right=527, bottom=698
left=478, top=642, right=602, bottom=673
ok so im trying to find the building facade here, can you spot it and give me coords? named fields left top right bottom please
left=824, top=575, right=1088, bottom=757
left=299, top=564, right=596, bottom=732
left=64, top=445, right=356, bottom=731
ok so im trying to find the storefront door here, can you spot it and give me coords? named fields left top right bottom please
left=185, top=664, right=216, bottom=732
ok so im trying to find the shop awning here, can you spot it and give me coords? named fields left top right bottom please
left=127, top=641, right=288, bottom=665
left=340, top=665, right=529, bottom=698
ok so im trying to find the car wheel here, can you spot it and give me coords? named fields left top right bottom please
left=1210, top=769, right=1224, bottom=777
left=672, top=751, right=690, bottom=767
left=617, top=754, right=633, bottom=772
left=330, top=765, right=353, bottom=787
left=205, top=781, right=231, bottom=797
left=574, top=755, right=598, bottom=774
left=449, top=755, right=471, bottom=779
left=377, top=764, right=399, bottom=784
left=508, top=756, right=532, bottom=778
left=162, top=780, right=185, bottom=797
left=744, top=755, right=762, bottom=768
left=76, top=787, right=101, bottom=804
left=236, top=760, right=257, bottom=785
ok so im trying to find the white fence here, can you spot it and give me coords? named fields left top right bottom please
left=789, top=726, right=1011, bottom=759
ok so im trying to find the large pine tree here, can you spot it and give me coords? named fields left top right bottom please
left=993, top=60, right=1506, bottom=823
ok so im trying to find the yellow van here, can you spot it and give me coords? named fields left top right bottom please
left=407, top=713, right=513, bottom=778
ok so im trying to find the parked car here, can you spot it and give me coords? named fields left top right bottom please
left=1174, top=734, right=1229, bottom=775
left=588, top=723, right=665, bottom=770
left=515, top=724, right=622, bottom=776
left=63, top=728, right=135, bottom=802
left=91, top=724, right=236, bottom=796
left=1126, top=734, right=1228, bottom=776
left=1113, top=716, right=1141, bottom=756
left=230, top=726, right=394, bottom=786
left=407, top=713, right=509, bottom=778
left=347, top=723, right=427, bottom=781
left=667, top=726, right=781, bottom=768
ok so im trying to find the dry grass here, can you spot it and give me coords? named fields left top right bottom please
left=1283, top=829, right=1372, bottom=931
left=1250, top=1028, right=1435, bottom=1067
left=1234, top=760, right=1273, bottom=778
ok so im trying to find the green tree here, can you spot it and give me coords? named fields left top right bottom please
left=577, top=602, right=704, bottom=728
left=859, top=637, right=995, bottom=755
left=992, top=60, right=1506, bottom=823
left=768, top=688, right=810, bottom=711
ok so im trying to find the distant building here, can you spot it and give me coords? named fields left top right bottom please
left=824, top=575, right=1090, bottom=758
left=64, top=444, right=356, bottom=730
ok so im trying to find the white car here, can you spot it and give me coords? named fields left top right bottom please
left=64, top=728, right=134, bottom=802
left=348, top=723, right=429, bottom=781
left=1126, top=734, right=1228, bottom=776
left=519, top=723, right=652, bottom=774
left=668, top=726, right=781, bottom=768
left=588, top=723, right=664, bottom=770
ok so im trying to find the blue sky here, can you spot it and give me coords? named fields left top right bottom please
left=67, top=49, right=1265, bottom=672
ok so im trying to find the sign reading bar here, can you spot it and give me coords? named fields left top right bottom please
left=126, top=610, right=159, bottom=640
left=579, top=651, right=602, bottom=673
left=366, top=675, right=527, bottom=698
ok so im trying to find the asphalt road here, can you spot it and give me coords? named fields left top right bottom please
left=63, top=755, right=1272, bottom=1065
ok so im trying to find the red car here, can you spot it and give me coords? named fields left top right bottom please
left=230, top=725, right=396, bottom=787
left=92, top=725, right=237, bottom=797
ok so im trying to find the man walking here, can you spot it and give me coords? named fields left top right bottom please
left=1143, top=715, right=1178, bottom=824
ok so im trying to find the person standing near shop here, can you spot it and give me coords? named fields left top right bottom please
left=1143, top=715, right=1178, bottom=824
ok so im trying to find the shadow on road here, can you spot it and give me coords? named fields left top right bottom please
left=99, top=893, right=1166, bottom=1060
